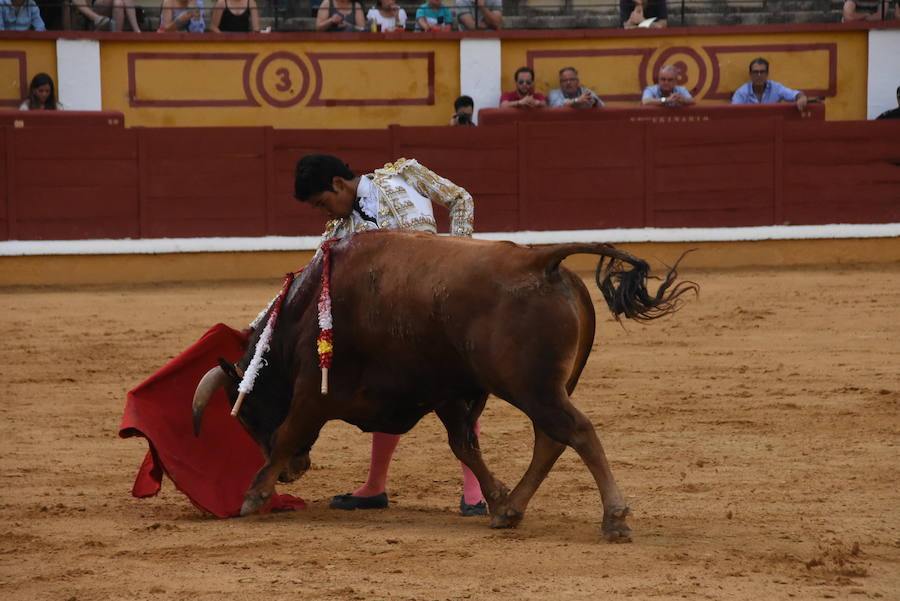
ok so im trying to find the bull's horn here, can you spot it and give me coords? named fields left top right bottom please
left=192, top=366, right=230, bottom=437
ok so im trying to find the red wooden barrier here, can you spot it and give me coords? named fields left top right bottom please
left=0, top=110, right=125, bottom=129
left=1, top=112, right=897, bottom=242
left=11, top=127, right=138, bottom=240
left=477, top=104, right=825, bottom=127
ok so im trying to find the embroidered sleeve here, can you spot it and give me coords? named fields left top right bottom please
left=392, top=158, right=474, bottom=238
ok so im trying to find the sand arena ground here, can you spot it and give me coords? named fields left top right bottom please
left=1, top=244, right=898, bottom=601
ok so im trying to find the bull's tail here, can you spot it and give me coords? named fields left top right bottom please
left=535, top=242, right=699, bottom=323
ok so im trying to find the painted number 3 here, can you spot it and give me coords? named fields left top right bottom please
left=275, top=67, right=292, bottom=92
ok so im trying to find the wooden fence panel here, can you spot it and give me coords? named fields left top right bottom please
left=649, top=118, right=777, bottom=227
left=140, top=128, right=268, bottom=238
left=12, top=127, right=139, bottom=240
left=782, top=121, right=900, bottom=225
left=519, top=121, right=647, bottom=231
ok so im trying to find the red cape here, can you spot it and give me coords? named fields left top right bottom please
left=119, top=323, right=305, bottom=517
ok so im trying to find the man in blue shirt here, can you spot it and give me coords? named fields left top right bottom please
left=731, top=58, right=808, bottom=113
left=642, top=65, right=694, bottom=107
left=0, top=0, right=46, bottom=30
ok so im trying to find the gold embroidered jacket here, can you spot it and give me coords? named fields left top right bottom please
left=318, top=158, right=474, bottom=248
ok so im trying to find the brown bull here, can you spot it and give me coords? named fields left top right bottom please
left=193, top=230, right=697, bottom=541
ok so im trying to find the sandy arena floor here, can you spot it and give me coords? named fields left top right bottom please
left=1, top=260, right=898, bottom=601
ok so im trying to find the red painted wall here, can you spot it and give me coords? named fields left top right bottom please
left=1, top=108, right=898, bottom=242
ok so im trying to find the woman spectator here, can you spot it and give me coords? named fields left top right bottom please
left=365, top=0, right=406, bottom=31
left=0, top=0, right=46, bottom=30
left=20, top=73, right=62, bottom=111
left=315, top=0, right=364, bottom=31
left=71, top=0, right=142, bottom=31
left=158, top=0, right=205, bottom=32
left=209, top=0, right=259, bottom=32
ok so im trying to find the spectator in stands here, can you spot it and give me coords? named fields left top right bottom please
left=455, top=0, right=501, bottom=30
left=366, top=0, right=407, bottom=30
left=0, top=0, right=46, bottom=29
left=450, top=95, right=475, bottom=126
left=621, top=0, right=667, bottom=28
left=642, top=65, right=695, bottom=107
left=416, top=0, right=453, bottom=30
left=73, top=0, right=142, bottom=31
left=210, top=0, right=260, bottom=32
left=19, top=73, right=61, bottom=110
left=842, top=0, right=898, bottom=21
left=876, top=85, right=900, bottom=119
left=731, top=58, right=808, bottom=113
left=158, top=0, right=205, bottom=31
left=316, top=0, right=364, bottom=31
left=548, top=67, right=603, bottom=108
left=499, top=66, right=547, bottom=108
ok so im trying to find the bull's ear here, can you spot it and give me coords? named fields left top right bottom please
left=217, top=357, right=240, bottom=382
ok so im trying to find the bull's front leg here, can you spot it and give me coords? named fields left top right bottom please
left=241, top=403, right=325, bottom=516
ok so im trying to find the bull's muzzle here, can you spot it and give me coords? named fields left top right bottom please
left=192, top=366, right=230, bottom=436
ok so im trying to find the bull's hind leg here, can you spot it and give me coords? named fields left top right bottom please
left=434, top=402, right=509, bottom=514
left=490, top=426, right=566, bottom=529
left=521, top=389, right=631, bottom=542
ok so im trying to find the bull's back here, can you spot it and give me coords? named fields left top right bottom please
left=328, top=231, right=593, bottom=395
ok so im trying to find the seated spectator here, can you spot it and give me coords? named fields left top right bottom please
left=731, top=58, right=807, bottom=113
left=158, top=0, right=205, bottom=31
left=73, top=0, right=142, bottom=31
left=455, top=0, right=501, bottom=30
left=416, top=0, right=452, bottom=31
left=0, top=0, right=46, bottom=30
left=642, top=65, right=695, bottom=107
left=621, top=0, right=667, bottom=28
left=876, top=85, right=900, bottom=119
left=842, top=0, right=898, bottom=21
left=366, top=0, right=407, bottom=31
left=20, top=73, right=62, bottom=110
left=316, top=0, right=364, bottom=31
left=499, top=66, right=547, bottom=108
left=450, top=95, right=475, bottom=126
left=548, top=67, right=603, bottom=108
left=210, top=0, right=260, bottom=32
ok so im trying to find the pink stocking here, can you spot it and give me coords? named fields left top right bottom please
left=352, top=431, right=400, bottom=497
left=461, top=419, right=484, bottom=505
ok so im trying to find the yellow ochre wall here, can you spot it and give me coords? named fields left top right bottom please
left=0, top=28, right=869, bottom=125
left=502, top=30, right=868, bottom=120
left=0, top=41, right=56, bottom=108
left=100, top=39, right=460, bottom=128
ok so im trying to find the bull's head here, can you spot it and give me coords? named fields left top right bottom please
left=192, top=352, right=294, bottom=460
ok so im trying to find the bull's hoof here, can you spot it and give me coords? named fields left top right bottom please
left=489, top=506, right=523, bottom=529
left=601, top=506, right=632, bottom=543
left=240, top=491, right=272, bottom=516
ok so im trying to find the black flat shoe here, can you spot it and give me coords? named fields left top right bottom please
left=459, top=495, right=487, bottom=517
left=329, top=492, right=389, bottom=510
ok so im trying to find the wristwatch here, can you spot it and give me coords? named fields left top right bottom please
left=661, top=97, right=668, bottom=105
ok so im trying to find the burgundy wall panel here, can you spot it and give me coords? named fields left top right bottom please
left=520, top=121, right=646, bottom=231
left=649, top=119, right=777, bottom=227
left=782, top=121, right=900, bottom=224
left=12, top=128, right=139, bottom=240
left=1, top=114, right=897, bottom=243
left=141, top=128, right=268, bottom=238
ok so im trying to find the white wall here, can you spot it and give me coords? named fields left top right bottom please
left=56, top=39, right=102, bottom=111
left=459, top=39, right=502, bottom=125
left=866, top=29, right=900, bottom=119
